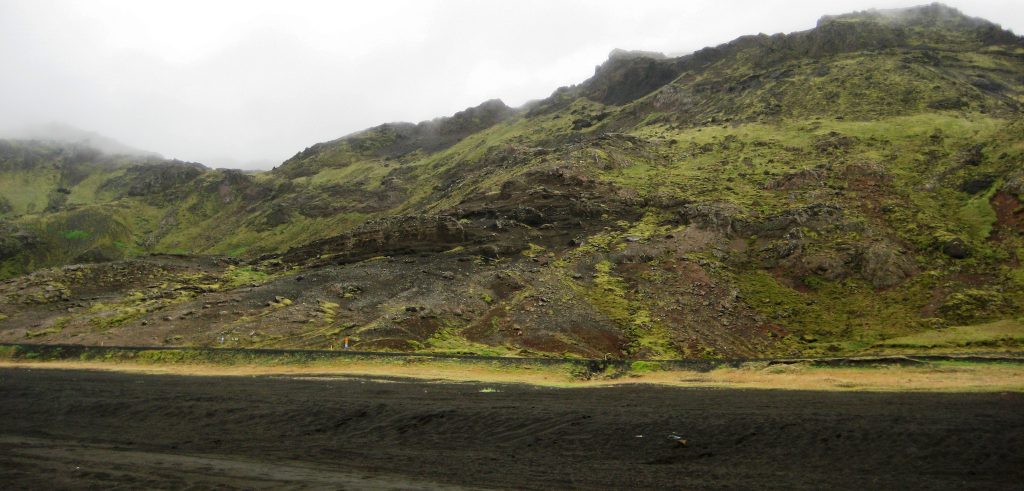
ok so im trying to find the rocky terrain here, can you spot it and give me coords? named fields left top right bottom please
left=1, top=4, right=1022, bottom=359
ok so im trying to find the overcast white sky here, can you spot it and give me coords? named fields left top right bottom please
left=0, top=0, right=1020, bottom=168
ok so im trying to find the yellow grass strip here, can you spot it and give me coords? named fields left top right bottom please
left=2, top=359, right=1022, bottom=392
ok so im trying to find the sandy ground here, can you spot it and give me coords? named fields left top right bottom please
left=2, top=367, right=1022, bottom=489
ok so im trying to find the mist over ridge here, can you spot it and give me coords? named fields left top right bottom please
left=1, top=0, right=1021, bottom=168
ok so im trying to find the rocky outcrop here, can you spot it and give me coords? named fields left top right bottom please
left=102, top=162, right=205, bottom=198
left=205, top=169, right=270, bottom=205
left=764, top=169, right=827, bottom=191
left=676, top=202, right=746, bottom=235
left=0, top=222, right=37, bottom=260
left=939, top=236, right=970, bottom=259
left=1004, top=169, right=1024, bottom=198
left=678, top=203, right=844, bottom=239
left=859, top=242, right=917, bottom=288
left=580, top=50, right=683, bottom=106
left=281, top=215, right=471, bottom=264
left=780, top=240, right=916, bottom=288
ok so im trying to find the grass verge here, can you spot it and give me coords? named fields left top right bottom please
left=1, top=345, right=1022, bottom=392
left=874, top=319, right=1024, bottom=350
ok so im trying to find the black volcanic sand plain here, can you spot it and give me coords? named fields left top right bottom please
left=1, top=367, right=1022, bottom=489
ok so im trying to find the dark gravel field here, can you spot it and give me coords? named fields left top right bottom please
left=1, top=367, right=1022, bottom=489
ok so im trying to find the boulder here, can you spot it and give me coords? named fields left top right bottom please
left=1003, top=169, right=1024, bottom=198
left=0, top=222, right=38, bottom=260
left=859, top=242, right=917, bottom=288
left=940, top=237, right=969, bottom=259
left=960, top=175, right=996, bottom=194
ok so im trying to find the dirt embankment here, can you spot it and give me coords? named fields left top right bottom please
left=2, top=368, right=1022, bottom=489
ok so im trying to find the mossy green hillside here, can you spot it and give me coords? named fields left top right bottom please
left=0, top=4, right=1022, bottom=358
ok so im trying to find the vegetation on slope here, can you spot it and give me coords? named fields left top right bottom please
left=1, top=3, right=1022, bottom=359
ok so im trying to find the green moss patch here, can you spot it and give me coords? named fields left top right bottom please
left=877, top=319, right=1024, bottom=349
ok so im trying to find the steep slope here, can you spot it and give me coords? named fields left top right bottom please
left=0, top=140, right=199, bottom=277
left=0, top=99, right=523, bottom=278
left=1, top=4, right=1022, bottom=359
left=0, top=139, right=260, bottom=277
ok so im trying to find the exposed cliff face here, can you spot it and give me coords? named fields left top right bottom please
left=281, top=215, right=471, bottom=265
left=102, top=162, right=206, bottom=199
left=535, top=3, right=1022, bottom=123
left=1, top=4, right=1022, bottom=358
left=580, top=50, right=683, bottom=106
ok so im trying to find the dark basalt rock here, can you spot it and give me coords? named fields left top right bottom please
left=940, top=236, right=970, bottom=259
left=958, top=144, right=985, bottom=166
left=582, top=50, right=682, bottom=106
left=280, top=215, right=471, bottom=264
left=0, top=222, right=37, bottom=260
left=960, top=175, right=996, bottom=194
left=101, top=162, right=205, bottom=198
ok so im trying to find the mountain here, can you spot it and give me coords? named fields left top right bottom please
left=0, top=3, right=1022, bottom=359
left=3, top=123, right=160, bottom=158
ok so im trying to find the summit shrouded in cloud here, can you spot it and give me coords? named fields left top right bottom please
left=0, top=0, right=1021, bottom=168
